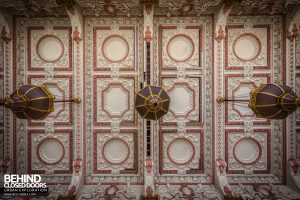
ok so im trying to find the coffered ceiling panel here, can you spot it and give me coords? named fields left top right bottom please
left=224, top=73, right=270, bottom=126
left=84, top=17, right=144, bottom=185
left=27, top=27, right=72, bottom=71
left=28, top=75, right=73, bottom=125
left=225, top=25, right=270, bottom=70
left=28, top=129, right=73, bottom=174
left=93, top=76, right=136, bottom=125
left=93, top=129, right=138, bottom=174
left=221, top=15, right=286, bottom=184
left=160, top=25, right=202, bottom=70
left=13, top=16, right=73, bottom=184
left=153, top=16, right=214, bottom=185
left=161, top=77, right=202, bottom=125
left=94, top=26, right=136, bottom=71
left=159, top=129, right=203, bottom=174
left=1, top=1, right=300, bottom=198
left=225, top=129, right=270, bottom=174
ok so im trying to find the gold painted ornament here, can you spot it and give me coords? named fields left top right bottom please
left=135, top=85, right=170, bottom=120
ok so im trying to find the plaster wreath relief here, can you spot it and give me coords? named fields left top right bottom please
left=228, top=25, right=267, bottom=67
left=96, top=27, right=134, bottom=69
left=162, top=132, right=200, bottom=172
left=31, top=27, right=70, bottom=69
left=227, top=132, right=267, bottom=173
left=31, top=134, right=69, bottom=172
left=96, top=133, right=134, bottom=173
left=162, top=26, right=199, bottom=68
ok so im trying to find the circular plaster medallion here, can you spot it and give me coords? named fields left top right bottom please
left=146, top=96, right=162, bottom=112
left=233, top=138, right=262, bottom=165
left=36, top=35, right=64, bottom=63
left=233, top=33, right=261, bottom=61
left=102, top=138, right=130, bottom=165
left=37, top=138, right=65, bottom=165
left=167, top=138, right=195, bottom=165
left=167, top=34, right=194, bottom=62
left=102, top=35, right=129, bottom=62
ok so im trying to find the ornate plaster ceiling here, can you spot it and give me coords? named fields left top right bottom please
left=75, top=0, right=222, bottom=16
left=229, top=0, right=300, bottom=15
left=1, top=0, right=300, bottom=17
left=0, top=0, right=66, bottom=16
left=76, top=0, right=143, bottom=16
left=1, top=0, right=300, bottom=198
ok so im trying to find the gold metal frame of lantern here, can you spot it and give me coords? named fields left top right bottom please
left=0, top=84, right=81, bottom=120
left=217, top=83, right=300, bottom=119
left=135, top=85, right=170, bottom=120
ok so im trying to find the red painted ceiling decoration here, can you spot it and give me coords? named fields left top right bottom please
left=0, top=0, right=300, bottom=199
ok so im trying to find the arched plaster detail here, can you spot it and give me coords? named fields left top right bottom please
left=65, top=4, right=83, bottom=42
left=0, top=9, right=12, bottom=41
left=214, top=4, right=232, bottom=41
left=64, top=3, right=84, bottom=197
left=287, top=7, right=300, bottom=40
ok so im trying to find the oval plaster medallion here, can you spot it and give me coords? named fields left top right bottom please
left=181, top=186, right=193, bottom=196
left=167, top=34, right=194, bottom=62
left=167, top=138, right=195, bottom=165
left=37, top=138, right=65, bottom=165
left=233, top=33, right=261, bottom=61
left=105, top=186, right=118, bottom=195
left=36, top=35, right=64, bottom=63
left=233, top=138, right=262, bottom=165
left=102, top=35, right=129, bottom=62
left=102, top=138, right=130, bottom=165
